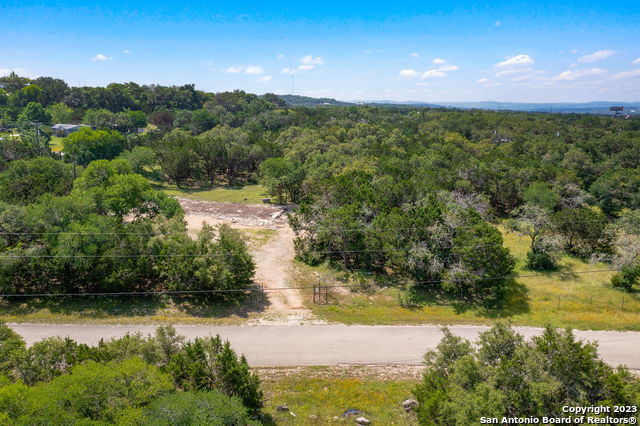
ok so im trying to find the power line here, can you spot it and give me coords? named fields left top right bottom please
left=0, top=252, right=248, bottom=259
left=0, top=268, right=621, bottom=298
left=0, top=236, right=618, bottom=258
left=0, top=217, right=616, bottom=237
left=298, top=217, right=615, bottom=233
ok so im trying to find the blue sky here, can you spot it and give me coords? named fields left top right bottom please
left=1, top=0, right=639, bottom=102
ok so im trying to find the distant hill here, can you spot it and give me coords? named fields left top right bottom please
left=278, top=95, right=640, bottom=115
left=365, top=100, right=640, bottom=115
left=279, top=95, right=354, bottom=107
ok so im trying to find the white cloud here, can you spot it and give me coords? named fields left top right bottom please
left=410, top=52, right=419, bottom=58
left=476, top=78, right=490, bottom=84
left=406, top=63, right=459, bottom=80
left=432, top=58, right=447, bottom=65
left=421, top=69, right=446, bottom=79
left=416, top=82, right=430, bottom=87
left=244, top=65, right=263, bottom=75
left=300, top=55, right=324, bottom=65
left=577, top=49, right=615, bottom=63
left=553, top=68, right=606, bottom=81
left=297, top=64, right=314, bottom=71
left=225, top=66, right=244, bottom=73
left=398, top=69, right=420, bottom=78
left=258, top=75, right=272, bottom=82
left=122, top=50, right=131, bottom=54
left=277, top=54, right=284, bottom=59
left=632, top=58, right=640, bottom=65
left=494, top=20, right=501, bottom=27
left=495, top=54, right=534, bottom=68
left=570, top=49, right=579, bottom=55
left=92, top=53, right=112, bottom=61
left=225, top=65, right=264, bottom=74
left=281, top=67, right=296, bottom=75
left=612, top=69, right=640, bottom=80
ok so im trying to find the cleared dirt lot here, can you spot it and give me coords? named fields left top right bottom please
left=180, top=198, right=314, bottom=323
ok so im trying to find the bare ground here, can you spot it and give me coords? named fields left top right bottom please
left=256, top=365, right=425, bottom=381
left=180, top=198, right=316, bottom=324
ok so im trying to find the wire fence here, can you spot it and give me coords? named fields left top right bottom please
left=0, top=268, right=636, bottom=317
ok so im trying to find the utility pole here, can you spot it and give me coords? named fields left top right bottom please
left=32, top=121, right=42, bottom=156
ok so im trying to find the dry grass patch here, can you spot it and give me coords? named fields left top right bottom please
left=258, top=366, right=419, bottom=425
left=294, top=227, right=640, bottom=330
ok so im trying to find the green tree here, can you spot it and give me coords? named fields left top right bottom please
left=0, top=358, right=172, bottom=424
left=45, top=102, right=73, bottom=124
left=119, top=146, right=158, bottom=178
left=83, top=108, right=116, bottom=128
left=0, top=322, right=25, bottom=375
left=127, top=109, right=147, bottom=129
left=509, top=204, right=560, bottom=270
left=523, top=181, right=561, bottom=211
left=0, top=72, right=31, bottom=93
left=590, top=169, right=640, bottom=216
left=168, top=335, right=263, bottom=413
left=10, top=85, right=44, bottom=107
left=63, top=127, right=126, bottom=165
left=445, top=212, right=515, bottom=300
left=191, top=108, right=218, bottom=133
left=156, top=129, right=202, bottom=187
left=0, top=157, right=74, bottom=204
left=554, top=208, right=613, bottom=257
left=17, top=102, right=51, bottom=125
left=414, top=323, right=640, bottom=425
left=259, top=157, right=305, bottom=203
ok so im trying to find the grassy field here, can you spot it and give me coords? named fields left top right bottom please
left=162, top=183, right=269, bottom=204
left=259, top=366, right=420, bottom=425
left=299, top=227, right=640, bottom=331
left=49, top=135, right=64, bottom=152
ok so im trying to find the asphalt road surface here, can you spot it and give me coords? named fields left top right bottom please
left=9, top=324, right=640, bottom=369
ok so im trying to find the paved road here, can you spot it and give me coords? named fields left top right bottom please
left=9, top=324, right=640, bottom=368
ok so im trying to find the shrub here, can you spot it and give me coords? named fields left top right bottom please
left=0, top=358, right=173, bottom=424
left=0, top=322, right=25, bottom=375
left=611, top=265, right=640, bottom=292
left=168, top=335, right=263, bottom=413
left=525, top=247, right=557, bottom=271
left=414, top=323, right=640, bottom=425
left=141, top=391, right=260, bottom=426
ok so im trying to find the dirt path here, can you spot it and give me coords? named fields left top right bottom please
left=180, top=199, right=313, bottom=323
left=252, top=225, right=310, bottom=318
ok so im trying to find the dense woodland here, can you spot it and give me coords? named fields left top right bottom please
left=1, top=72, right=640, bottom=300
left=0, top=322, right=262, bottom=424
left=415, top=323, right=640, bottom=424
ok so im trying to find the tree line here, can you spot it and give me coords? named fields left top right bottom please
left=0, top=158, right=254, bottom=296
left=2, top=73, right=640, bottom=295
